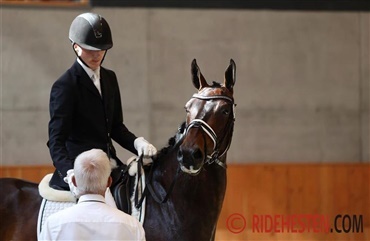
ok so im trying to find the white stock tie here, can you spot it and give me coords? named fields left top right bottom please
left=91, top=73, right=102, bottom=96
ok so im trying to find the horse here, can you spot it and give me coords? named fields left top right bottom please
left=0, top=59, right=236, bottom=241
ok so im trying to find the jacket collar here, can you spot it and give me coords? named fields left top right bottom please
left=72, top=60, right=101, bottom=98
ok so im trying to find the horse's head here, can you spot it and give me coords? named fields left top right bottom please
left=178, top=59, right=236, bottom=175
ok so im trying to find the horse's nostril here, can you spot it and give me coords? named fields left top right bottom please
left=192, top=148, right=203, bottom=161
left=178, top=147, right=203, bottom=163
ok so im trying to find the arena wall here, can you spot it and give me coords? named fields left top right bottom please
left=0, top=163, right=368, bottom=240
left=1, top=6, right=369, bottom=165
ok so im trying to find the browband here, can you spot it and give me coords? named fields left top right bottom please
left=192, top=93, right=234, bottom=103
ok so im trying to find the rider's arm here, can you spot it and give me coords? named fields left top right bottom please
left=47, top=73, right=75, bottom=179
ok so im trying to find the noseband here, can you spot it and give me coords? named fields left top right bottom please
left=184, top=93, right=236, bottom=170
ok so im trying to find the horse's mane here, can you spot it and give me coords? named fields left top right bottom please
left=154, top=122, right=186, bottom=161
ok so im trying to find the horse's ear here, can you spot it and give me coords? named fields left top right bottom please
left=191, top=59, right=208, bottom=90
left=224, top=59, right=236, bottom=92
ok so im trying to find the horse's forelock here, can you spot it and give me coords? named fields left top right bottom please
left=211, top=81, right=222, bottom=87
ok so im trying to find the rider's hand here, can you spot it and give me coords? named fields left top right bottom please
left=63, top=169, right=80, bottom=198
left=134, top=137, right=157, bottom=158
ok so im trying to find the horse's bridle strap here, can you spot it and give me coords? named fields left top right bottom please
left=193, top=93, right=236, bottom=120
left=186, top=119, right=217, bottom=151
left=192, top=93, right=234, bottom=103
left=184, top=93, right=236, bottom=169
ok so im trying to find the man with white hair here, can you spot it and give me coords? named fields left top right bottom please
left=39, top=149, right=146, bottom=241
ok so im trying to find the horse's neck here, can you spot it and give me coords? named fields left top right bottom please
left=145, top=148, right=227, bottom=241
left=154, top=147, right=227, bottom=210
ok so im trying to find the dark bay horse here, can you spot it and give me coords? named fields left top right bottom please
left=0, top=59, right=236, bottom=241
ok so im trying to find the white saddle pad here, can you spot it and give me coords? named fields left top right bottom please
left=37, top=198, right=75, bottom=237
left=37, top=173, right=76, bottom=238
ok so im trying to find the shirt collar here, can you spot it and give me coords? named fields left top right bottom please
left=77, top=58, right=100, bottom=80
left=78, top=194, right=106, bottom=204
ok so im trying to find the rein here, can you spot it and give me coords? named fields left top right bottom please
left=135, top=153, right=182, bottom=208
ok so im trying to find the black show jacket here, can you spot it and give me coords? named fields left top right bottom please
left=48, top=61, right=137, bottom=189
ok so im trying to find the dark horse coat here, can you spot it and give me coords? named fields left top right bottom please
left=48, top=61, right=137, bottom=189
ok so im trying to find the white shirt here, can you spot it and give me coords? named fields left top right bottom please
left=39, top=194, right=145, bottom=241
left=77, top=58, right=102, bottom=96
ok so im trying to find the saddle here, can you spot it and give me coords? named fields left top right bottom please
left=110, top=156, right=149, bottom=220
left=110, top=162, right=131, bottom=213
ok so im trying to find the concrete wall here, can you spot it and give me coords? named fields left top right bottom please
left=1, top=7, right=369, bottom=165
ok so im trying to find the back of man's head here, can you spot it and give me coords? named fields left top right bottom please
left=74, top=149, right=111, bottom=195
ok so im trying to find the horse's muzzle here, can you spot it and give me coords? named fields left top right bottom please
left=177, top=146, right=204, bottom=175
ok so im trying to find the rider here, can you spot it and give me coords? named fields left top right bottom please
left=47, top=12, right=157, bottom=194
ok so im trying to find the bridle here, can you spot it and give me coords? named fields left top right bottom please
left=135, top=91, right=236, bottom=207
left=181, top=92, right=236, bottom=173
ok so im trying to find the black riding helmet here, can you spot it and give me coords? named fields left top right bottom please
left=69, top=13, right=113, bottom=50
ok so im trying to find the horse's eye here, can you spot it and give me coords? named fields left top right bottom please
left=222, top=109, right=230, bottom=115
left=184, top=107, right=189, bottom=113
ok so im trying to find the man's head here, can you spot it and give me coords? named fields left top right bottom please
left=69, top=13, right=112, bottom=70
left=73, top=149, right=111, bottom=195
left=69, top=13, right=113, bottom=51
left=74, top=45, right=106, bottom=71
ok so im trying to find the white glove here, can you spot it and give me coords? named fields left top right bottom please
left=134, top=137, right=157, bottom=158
left=63, top=169, right=80, bottom=198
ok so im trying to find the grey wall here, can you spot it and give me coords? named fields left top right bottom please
left=1, top=7, right=369, bottom=165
